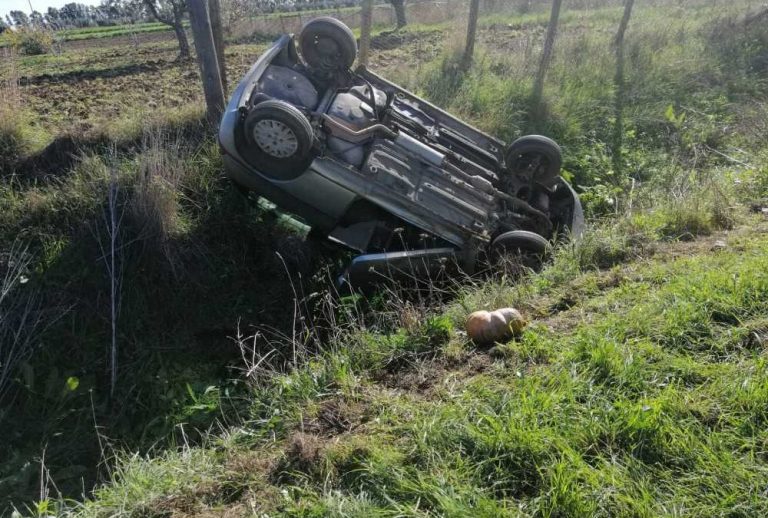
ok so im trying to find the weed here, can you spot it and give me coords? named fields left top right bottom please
left=127, top=129, right=189, bottom=262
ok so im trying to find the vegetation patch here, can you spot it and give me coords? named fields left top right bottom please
left=4, top=27, right=53, bottom=55
left=56, top=218, right=768, bottom=517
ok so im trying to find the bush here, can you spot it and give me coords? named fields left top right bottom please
left=0, top=79, right=32, bottom=171
left=8, top=27, right=53, bottom=56
left=0, top=114, right=28, bottom=171
left=0, top=67, right=48, bottom=172
left=708, top=9, right=768, bottom=77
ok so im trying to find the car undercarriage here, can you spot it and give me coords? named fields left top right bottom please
left=219, top=18, right=583, bottom=286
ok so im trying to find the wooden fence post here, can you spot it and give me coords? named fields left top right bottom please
left=462, top=0, right=481, bottom=70
left=208, top=0, right=227, bottom=94
left=187, top=0, right=225, bottom=123
left=612, top=0, right=635, bottom=182
left=530, top=0, right=563, bottom=126
left=359, top=0, right=373, bottom=67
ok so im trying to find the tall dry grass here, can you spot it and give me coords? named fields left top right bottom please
left=127, top=127, right=192, bottom=267
left=0, top=50, right=50, bottom=173
left=0, top=54, right=27, bottom=171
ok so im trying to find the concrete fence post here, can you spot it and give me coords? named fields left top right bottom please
left=187, top=0, right=225, bottom=123
left=359, top=0, right=373, bottom=67
left=208, top=0, right=226, bottom=93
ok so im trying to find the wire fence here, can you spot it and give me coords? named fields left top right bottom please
left=227, top=0, right=724, bottom=43
left=229, top=0, right=475, bottom=41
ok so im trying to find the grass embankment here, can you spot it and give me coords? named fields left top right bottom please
left=62, top=215, right=768, bottom=516
left=0, top=109, right=315, bottom=511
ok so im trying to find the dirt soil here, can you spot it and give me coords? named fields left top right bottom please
left=3, top=27, right=451, bottom=136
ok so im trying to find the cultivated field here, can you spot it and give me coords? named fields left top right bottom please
left=1, top=0, right=768, bottom=515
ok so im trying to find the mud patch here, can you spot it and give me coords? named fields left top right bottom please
left=383, top=361, right=447, bottom=391
left=19, top=60, right=174, bottom=86
left=61, top=29, right=176, bottom=52
left=302, top=399, right=362, bottom=437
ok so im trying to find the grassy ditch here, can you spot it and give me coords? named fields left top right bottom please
left=57, top=215, right=768, bottom=517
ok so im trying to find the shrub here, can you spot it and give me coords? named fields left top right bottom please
left=127, top=129, right=191, bottom=252
left=552, top=223, right=652, bottom=274
left=732, top=158, right=768, bottom=202
left=631, top=191, right=736, bottom=241
left=0, top=72, right=33, bottom=171
left=7, top=27, right=53, bottom=56
left=707, top=9, right=768, bottom=77
left=0, top=111, right=28, bottom=171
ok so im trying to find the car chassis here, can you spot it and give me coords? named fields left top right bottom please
left=219, top=18, right=583, bottom=286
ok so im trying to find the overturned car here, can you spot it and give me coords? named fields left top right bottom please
left=219, top=17, right=583, bottom=285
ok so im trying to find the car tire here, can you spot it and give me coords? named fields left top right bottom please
left=490, top=230, right=551, bottom=269
left=298, top=17, right=357, bottom=72
left=505, top=135, right=562, bottom=188
left=242, top=100, right=315, bottom=180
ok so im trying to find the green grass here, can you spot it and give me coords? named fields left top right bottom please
left=0, top=87, right=49, bottom=172
left=53, top=217, right=768, bottom=517
left=0, top=22, right=172, bottom=48
left=400, top=1, right=768, bottom=213
left=0, top=112, right=313, bottom=510
left=58, top=22, right=171, bottom=39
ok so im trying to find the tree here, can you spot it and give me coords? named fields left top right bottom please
left=142, top=0, right=190, bottom=59
left=530, top=0, right=563, bottom=124
left=462, top=0, right=480, bottom=70
left=98, top=0, right=127, bottom=22
left=46, top=7, right=61, bottom=27
left=612, top=0, right=635, bottom=181
left=220, top=0, right=252, bottom=36
left=389, top=0, right=406, bottom=29
left=115, top=0, right=146, bottom=24
left=30, top=11, right=46, bottom=27
left=9, top=10, right=30, bottom=27
left=59, top=3, right=93, bottom=27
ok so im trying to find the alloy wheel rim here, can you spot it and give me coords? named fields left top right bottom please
left=253, top=119, right=299, bottom=158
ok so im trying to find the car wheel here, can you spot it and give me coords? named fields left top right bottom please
left=505, top=135, right=562, bottom=188
left=242, top=100, right=315, bottom=179
left=490, top=230, right=551, bottom=270
left=298, top=17, right=357, bottom=72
